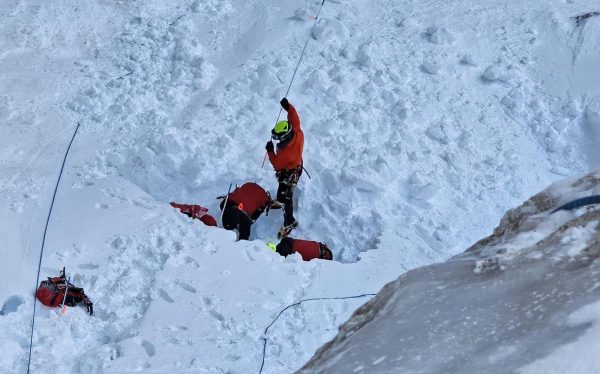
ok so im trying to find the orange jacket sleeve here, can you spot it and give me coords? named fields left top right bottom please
left=268, top=149, right=283, bottom=170
left=287, top=104, right=301, bottom=131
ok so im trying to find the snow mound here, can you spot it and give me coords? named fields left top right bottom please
left=301, top=171, right=600, bottom=373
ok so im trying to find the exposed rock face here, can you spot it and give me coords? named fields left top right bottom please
left=300, top=171, right=600, bottom=374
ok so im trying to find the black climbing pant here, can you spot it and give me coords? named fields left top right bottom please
left=277, top=182, right=296, bottom=227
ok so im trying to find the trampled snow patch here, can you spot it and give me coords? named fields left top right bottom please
left=69, top=16, right=217, bottom=132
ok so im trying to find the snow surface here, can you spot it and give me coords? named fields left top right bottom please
left=301, top=171, right=600, bottom=374
left=1, top=0, right=599, bottom=372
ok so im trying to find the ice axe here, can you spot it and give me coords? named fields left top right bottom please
left=219, top=183, right=233, bottom=227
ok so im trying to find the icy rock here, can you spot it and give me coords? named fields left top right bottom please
left=565, top=100, right=581, bottom=118
left=550, top=118, right=570, bottom=133
left=84, top=85, right=101, bottom=98
left=191, top=57, right=218, bottom=90
left=585, top=107, right=600, bottom=128
left=408, top=173, right=436, bottom=201
left=253, top=64, right=281, bottom=94
left=341, top=43, right=357, bottom=59
left=583, top=107, right=600, bottom=164
left=191, top=0, right=201, bottom=13
left=399, top=17, right=419, bottom=28
left=305, top=70, right=329, bottom=92
left=393, top=100, right=409, bottom=120
left=105, top=152, right=125, bottom=167
left=481, top=65, right=508, bottom=82
left=425, top=26, right=454, bottom=44
left=294, top=8, right=310, bottom=20
left=426, top=123, right=449, bottom=144
left=337, top=9, right=352, bottom=20
left=69, top=95, right=94, bottom=113
left=327, top=85, right=343, bottom=100
left=356, top=43, right=373, bottom=67
left=421, top=61, right=441, bottom=75
left=312, top=19, right=349, bottom=42
left=387, top=69, right=402, bottom=83
left=460, top=54, right=478, bottom=66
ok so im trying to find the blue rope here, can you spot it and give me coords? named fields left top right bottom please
left=26, top=122, right=81, bottom=374
left=258, top=292, right=377, bottom=374
left=551, top=195, right=600, bottom=214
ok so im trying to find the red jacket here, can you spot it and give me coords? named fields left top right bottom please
left=225, top=182, right=271, bottom=221
left=170, top=202, right=217, bottom=227
left=267, top=104, right=304, bottom=171
left=276, top=238, right=333, bottom=261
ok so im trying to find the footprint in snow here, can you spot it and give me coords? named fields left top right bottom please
left=0, top=296, right=25, bottom=316
left=158, top=288, right=175, bottom=303
left=78, top=263, right=100, bottom=270
left=203, top=245, right=217, bottom=255
left=163, top=325, right=188, bottom=331
left=141, top=340, right=156, bottom=357
left=175, top=280, right=197, bottom=293
left=243, top=249, right=255, bottom=262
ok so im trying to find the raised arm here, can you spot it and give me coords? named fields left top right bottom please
left=280, top=98, right=301, bottom=131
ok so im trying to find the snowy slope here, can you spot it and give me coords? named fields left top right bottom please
left=1, top=0, right=599, bottom=373
left=301, top=171, right=600, bottom=374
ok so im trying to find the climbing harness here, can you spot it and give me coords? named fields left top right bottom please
left=219, top=183, right=234, bottom=227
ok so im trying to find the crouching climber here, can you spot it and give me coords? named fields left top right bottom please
left=269, top=237, right=333, bottom=261
left=220, top=182, right=273, bottom=240
left=170, top=202, right=218, bottom=227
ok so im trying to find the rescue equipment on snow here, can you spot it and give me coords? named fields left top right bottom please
left=35, top=267, right=93, bottom=316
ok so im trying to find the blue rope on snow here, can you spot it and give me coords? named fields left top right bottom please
left=258, top=292, right=377, bottom=374
left=26, top=122, right=81, bottom=374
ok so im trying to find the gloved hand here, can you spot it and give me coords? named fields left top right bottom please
left=280, top=97, right=290, bottom=111
left=265, top=141, right=274, bottom=153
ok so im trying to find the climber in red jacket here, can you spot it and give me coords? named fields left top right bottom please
left=273, top=237, right=333, bottom=261
left=220, top=182, right=273, bottom=240
left=266, top=98, right=304, bottom=239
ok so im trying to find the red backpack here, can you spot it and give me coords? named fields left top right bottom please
left=224, top=182, right=272, bottom=220
left=36, top=268, right=93, bottom=315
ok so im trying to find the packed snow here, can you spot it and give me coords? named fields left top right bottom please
left=1, top=0, right=599, bottom=373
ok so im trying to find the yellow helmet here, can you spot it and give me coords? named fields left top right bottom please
left=266, top=242, right=277, bottom=252
left=271, top=121, right=291, bottom=141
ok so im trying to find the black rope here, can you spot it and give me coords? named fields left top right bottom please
left=26, top=122, right=81, bottom=374
left=258, top=292, right=377, bottom=374
left=274, top=0, right=327, bottom=124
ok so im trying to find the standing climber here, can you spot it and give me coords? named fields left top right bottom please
left=219, top=182, right=273, bottom=240
left=266, top=98, right=304, bottom=238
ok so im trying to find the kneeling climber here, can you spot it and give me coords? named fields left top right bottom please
left=266, top=97, right=304, bottom=239
left=268, top=237, right=333, bottom=261
left=220, top=182, right=273, bottom=240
